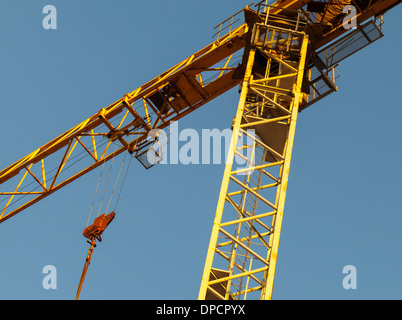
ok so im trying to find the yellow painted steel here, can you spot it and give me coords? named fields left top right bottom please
left=0, top=0, right=396, bottom=223
left=262, top=36, right=309, bottom=301
left=0, top=21, right=250, bottom=223
left=199, top=11, right=310, bottom=299
left=198, top=48, right=257, bottom=300
left=0, top=0, right=400, bottom=300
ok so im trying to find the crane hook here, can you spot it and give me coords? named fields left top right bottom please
left=75, top=211, right=116, bottom=300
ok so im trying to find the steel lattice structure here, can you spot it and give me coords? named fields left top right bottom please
left=0, top=0, right=400, bottom=299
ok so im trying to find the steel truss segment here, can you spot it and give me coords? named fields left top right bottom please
left=0, top=21, right=251, bottom=224
left=216, top=230, right=272, bottom=250
left=208, top=266, right=269, bottom=286
left=199, top=17, right=309, bottom=299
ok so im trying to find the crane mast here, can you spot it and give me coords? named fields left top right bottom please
left=0, top=0, right=400, bottom=299
left=199, top=7, right=310, bottom=300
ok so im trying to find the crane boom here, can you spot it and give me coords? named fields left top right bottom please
left=0, top=20, right=250, bottom=223
left=0, top=0, right=398, bottom=224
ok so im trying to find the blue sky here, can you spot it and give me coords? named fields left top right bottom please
left=0, top=0, right=401, bottom=300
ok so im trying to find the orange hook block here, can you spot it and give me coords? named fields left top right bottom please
left=83, top=211, right=116, bottom=242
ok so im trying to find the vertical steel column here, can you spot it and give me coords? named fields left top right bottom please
left=199, top=17, right=309, bottom=300
left=198, top=47, right=257, bottom=300
left=261, top=36, right=309, bottom=300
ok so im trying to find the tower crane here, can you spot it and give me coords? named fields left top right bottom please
left=0, top=0, right=400, bottom=299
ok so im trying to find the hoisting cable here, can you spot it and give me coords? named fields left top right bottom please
left=113, top=151, right=133, bottom=212
left=105, top=139, right=134, bottom=214
left=96, top=140, right=119, bottom=218
left=75, top=134, right=134, bottom=300
left=86, top=158, right=107, bottom=228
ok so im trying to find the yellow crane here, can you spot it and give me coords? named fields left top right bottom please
left=0, top=0, right=400, bottom=299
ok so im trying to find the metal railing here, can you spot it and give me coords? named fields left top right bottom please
left=212, top=3, right=255, bottom=42
left=255, top=3, right=311, bottom=33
